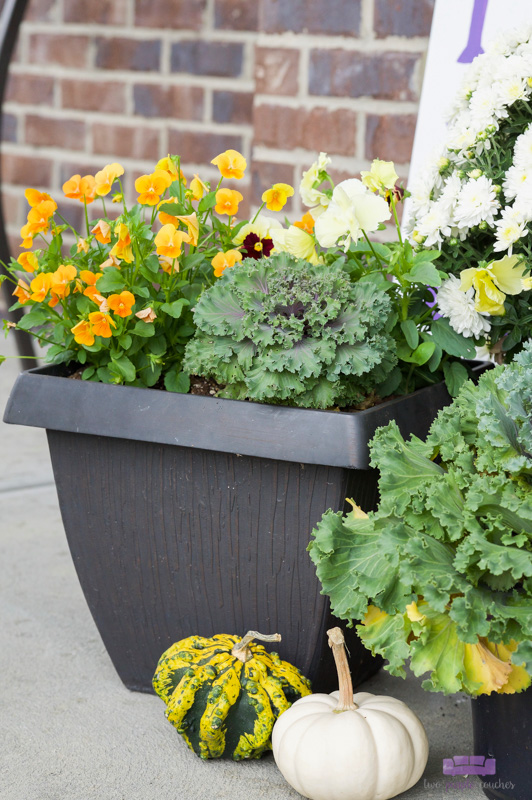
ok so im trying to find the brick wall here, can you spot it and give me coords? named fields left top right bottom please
left=1, top=0, right=435, bottom=253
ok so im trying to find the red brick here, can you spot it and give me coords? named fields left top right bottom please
left=212, top=91, right=253, bottom=124
left=133, top=84, right=204, bottom=120
left=309, top=50, right=421, bottom=102
left=55, top=200, right=84, bottom=231
left=2, top=114, right=17, bottom=142
left=171, top=41, right=243, bottom=78
left=64, top=0, right=129, bottom=24
left=258, top=0, right=361, bottom=35
left=95, top=37, right=161, bottom=72
left=251, top=161, right=296, bottom=209
left=60, top=162, right=109, bottom=185
left=375, top=0, right=435, bottom=38
left=6, top=74, right=54, bottom=106
left=1, top=153, right=53, bottom=186
left=168, top=130, right=243, bottom=165
left=26, top=0, right=56, bottom=22
left=135, top=0, right=206, bottom=29
left=214, top=0, right=259, bottom=31
left=7, top=233, right=24, bottom=260
left=61, top=79, right=127, bottom=114
left=255, top=48, right=299, bottom=96
left=92, top=123, right=161, bottom=161
left=25, top=114, right=86, bottom=150
left=253, top=105, right=357, bottom=156
left=28, top=34, right=89, bottom=69
left=365, top=114, right=417, bottom=163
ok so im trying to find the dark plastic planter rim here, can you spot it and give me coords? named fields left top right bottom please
left=4, top=363, right=455, bottom=469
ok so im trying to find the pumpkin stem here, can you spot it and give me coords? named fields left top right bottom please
left=327, top=627, right=359, bottom=711
left=231, top=631, right=282, bottom=663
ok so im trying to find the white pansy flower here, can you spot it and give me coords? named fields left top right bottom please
left=270, top=225, right=321, bottom=264
left=299, top=152, right=332, bottom=210
left=314, top=179, right=390, bottom=251
left=436, top=275, right=491, bottom=339
left=453, top=176, right=499, bottom=229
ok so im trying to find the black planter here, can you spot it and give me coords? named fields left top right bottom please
left=4, top=365, right=454, bottom=693
left=471, top=689, right=532, bottom=800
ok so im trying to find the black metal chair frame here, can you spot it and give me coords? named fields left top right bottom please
left=0, top=0, right=35, bottom=367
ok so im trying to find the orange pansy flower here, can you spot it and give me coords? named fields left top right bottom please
left=79, top=270, right=102, bottom=285
left=13, top=278, right=31, bottom=304
left=107, top=290, right=135, bottom=318
left=17, top=251, right=39, bottom=273
left=24, top=188, right=57, bottom=210
left=156, top=156, right=186, bottom=185
left=29, top=272, right=52, bottom=302
left=28, top=199, right=56, bottom=229
left=135, top=170, right=173, bottom=206
left=63, top=174, right=97, bottom=204
left=77, top=238, right=89, bottom=254
left=71, top=319, right=95, bottom=347
left=88, top=311, right=116, bottom=338
left=83, top=285, right=106, bottom=305
left=109, top=223, right=133, bottom=263
left=100, top=253, right=121, bottom=270
left=159, top=256, right=179, bottom=275
left=294, top=212, right=315, bottom=235
left=190, top=174, right=208, bottom=201
left=211, top=149, right=247, bottom=180
left=211, top=249, right=242, bottom=278
left=91, top=219, right=111, bottom=244
left=215, top=188, right=243, bottom=216
left=154, top=224, right=190, bottom=259
left=50, top=264, right=78, bottom=300
left=94, top=163, right=124, bottom=197
left=20, top=222, right=35, bottom=249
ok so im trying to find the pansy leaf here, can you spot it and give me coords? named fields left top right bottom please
left=164, top=370, right=190, bottom=394
left=198, top=191, right=218, bottom=214
left=431, top=318, right=476, bottom=358
left=403, top=261, right=442, bottom=287
left=160, top=299, right=189, bottom=319
left=96, top=268, right=126, bottom=293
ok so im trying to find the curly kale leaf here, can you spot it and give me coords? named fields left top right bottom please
left=183, top=253, right=397, bottom=409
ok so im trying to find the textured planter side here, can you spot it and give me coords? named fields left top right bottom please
left=471, top=689, right=532, bottom=800
left=46, top=429, right=381, bottom=693
left=4, top=366, right=459, bottom=693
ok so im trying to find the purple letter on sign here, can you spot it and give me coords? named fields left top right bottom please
left=458, top=0, right=489, bottom=63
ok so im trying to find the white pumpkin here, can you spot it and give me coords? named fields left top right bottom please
left=272, top=628, right=429, bottom=800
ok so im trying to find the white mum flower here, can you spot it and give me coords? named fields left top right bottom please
left=503, top=164, right=532, bottom=200
left=416, top=199, right=453, bottom=248
left=493, top=207, right=527, bottom=253
left=453, top=176, right=500, bottom=228
left=436, top=275, right=491, bottom=339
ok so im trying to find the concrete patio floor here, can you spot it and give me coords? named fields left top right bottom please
left=0, top=333, right=486, bottom=800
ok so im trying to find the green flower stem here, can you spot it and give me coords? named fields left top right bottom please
left=101, top=196, right=107, bottom=217
left=118, top=179, right=128, bottom=214
left=54, top=213, right=78, bottom=239
left=391, top=196, right=403, bottom=245
left=362, top=230, right=385, bottom=269
left=251, top=202, right=265, bottom=224
left=83, top=197, right=90, bottom=238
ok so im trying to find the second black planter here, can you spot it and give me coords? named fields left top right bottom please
left=5, top=365, right=456, bottom=693
left=471, top=689, right=532, bottom=800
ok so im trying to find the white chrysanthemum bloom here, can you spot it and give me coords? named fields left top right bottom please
left=299, top=152, right=332, bottom=210
left=469, top=86, right=502, bottom=128
left=513, top=126, right=532, bottom=166
left=438, top=173, right=463, bottom=215
left=416, top=199, right=453, bottom=248
left=269, top=225, right=321, bottom=264
left=436, top=275, right=491, bottom=339
left=453, top=176, right=500, bottom=228
left=493, top=207, right=527, bottom=253
left=503, top=164, right=532, bottom=200
left=447, top=125, right=477, bottom=153
left=495, top=77, right=529, bottom=107
left=314, top=178, right=390, bottom=251
left=232, top=215, right=282, bottom=245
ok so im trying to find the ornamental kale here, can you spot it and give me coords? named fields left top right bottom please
left=308, top=343, right=532, bottom=695
left=182, top=252, right=397, bottom=409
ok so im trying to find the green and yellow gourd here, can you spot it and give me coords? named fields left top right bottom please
left=153, top=631, right=312, bottom=760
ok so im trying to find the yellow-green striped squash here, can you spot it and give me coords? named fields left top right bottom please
left=152, top=631, right=312, bottom=760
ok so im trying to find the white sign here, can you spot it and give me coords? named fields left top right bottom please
left=406, top=0, right=532, bottom=213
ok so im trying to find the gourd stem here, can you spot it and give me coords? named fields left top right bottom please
left=231, top=631, right=282, bottom=663
left=327, top=627, right=359, bottom=711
